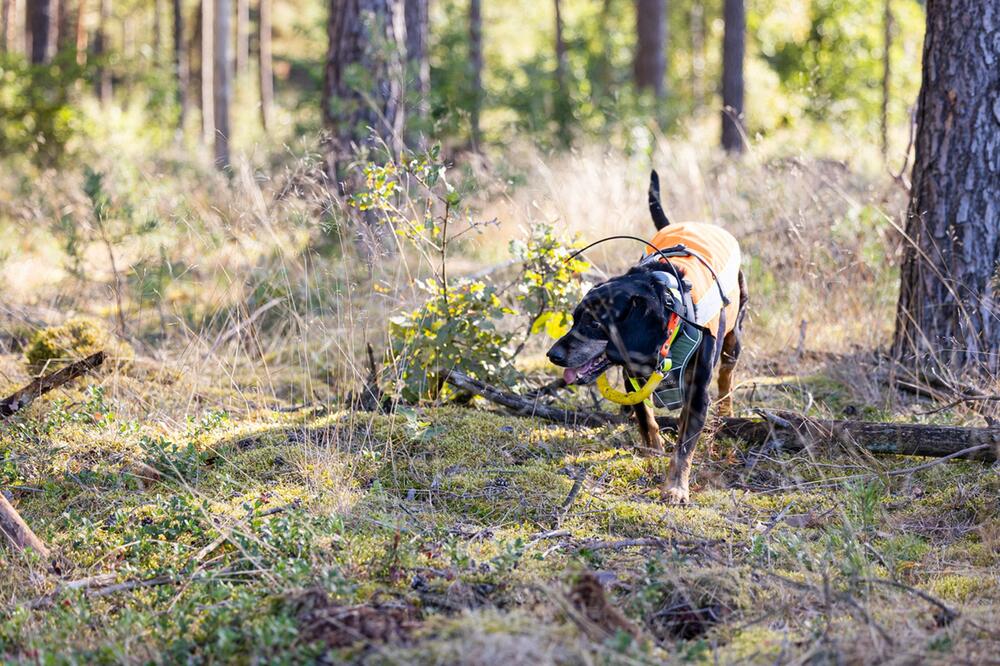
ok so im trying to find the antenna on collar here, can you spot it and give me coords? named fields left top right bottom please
left=566, top=235, right=675, bottom=264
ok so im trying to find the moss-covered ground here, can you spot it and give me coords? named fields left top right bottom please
left=2, top=350, right=997, bottom=665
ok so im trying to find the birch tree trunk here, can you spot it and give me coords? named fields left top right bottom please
left=893, top=0, right=1000, bottom=376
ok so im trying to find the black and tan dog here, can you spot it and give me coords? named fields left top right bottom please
left=547, top=172, right=748, bottom=504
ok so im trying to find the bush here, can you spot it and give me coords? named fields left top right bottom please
left=24, top=318, right=108, bottom=371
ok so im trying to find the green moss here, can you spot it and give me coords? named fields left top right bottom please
left=928, top=574, right=998, bottom=603
left=24, top=318, right=113, bottom=370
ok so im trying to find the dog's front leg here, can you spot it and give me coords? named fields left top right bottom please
left=664, top=339, right=714, bottom=504
left=632, top=401, right=664, bottom=456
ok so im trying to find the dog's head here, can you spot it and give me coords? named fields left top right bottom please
left=547, top=264, right=683, bottom=384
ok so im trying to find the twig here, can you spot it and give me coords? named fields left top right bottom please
left=554, top=467, right=587, bottom=527
left=859, top=577, right=958, bottom=625
left=0, top=351, right=106, bottom=418
left=575, top=535, right=717, bottom=553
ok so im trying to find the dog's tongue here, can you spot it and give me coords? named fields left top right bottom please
left=563, top=367, right=579, bottom=384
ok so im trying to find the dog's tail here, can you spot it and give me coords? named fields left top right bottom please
left=648, top=170, right=670, bottom=230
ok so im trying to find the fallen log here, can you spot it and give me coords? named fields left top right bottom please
left=0, top=494, right=50, bottom=557
left=443, top=370, right=998, bottom=463
left=0, top=351, right=106, bottom=419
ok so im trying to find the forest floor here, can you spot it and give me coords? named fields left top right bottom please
left=1, top=133, right=999, bottom=663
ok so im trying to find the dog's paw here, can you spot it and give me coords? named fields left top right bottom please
left=663, top=485, right=690, bottom=505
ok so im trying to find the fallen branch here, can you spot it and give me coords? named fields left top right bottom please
left=444, top=370, right=999, bottom=462
left=0, top=351, right=106, bottom=419
left=0, top=494, right=50, bottom=557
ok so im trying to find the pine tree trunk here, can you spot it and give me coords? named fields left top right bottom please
left=403, top=0, right=428, bottom=142
left=173, top=0, right=188, bottom=132
left=153, top=0, right=162, bottom=60
left=322, top=0, right=407, bottom=184
left=236, top=0, right=248, bottom=77
left=1, top=0, right=10, bottom=53
left=468, top=0, right=482, bottom=148
left=96, top=0, right=112, bottom=103
left=201, top=0, right=214, bottom=144
left=28, top=0, right=57, bottom=63
left=213, top=0, right=231, bottom=168
left=258, top=0, right=273, bottom=130
left=553, top=0, right=570, bottom=145
left=880, top=0, right=893, bottom=161
left=74, top=0, right=87, bottom=64
left=689, top=0, right=705, bottom=108
left=893, top=0, right=1000, bottom=376
left=634, top=0, right=665, bottom=98
left=720, top=0, right=745, bottom=153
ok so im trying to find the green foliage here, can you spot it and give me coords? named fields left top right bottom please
left=390, top=278, right=517, bottom=402
left=510, top=222, right=589, bottom=342
left=0, top=51, right=87, bottom=163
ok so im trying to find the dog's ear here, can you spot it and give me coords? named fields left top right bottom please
left=648, top=170, right=670, bottom=231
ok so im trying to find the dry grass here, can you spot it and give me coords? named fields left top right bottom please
left=0, top=129, right=997, bottom=664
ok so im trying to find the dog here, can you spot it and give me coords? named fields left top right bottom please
left=547, top=171, right=748, bottom=504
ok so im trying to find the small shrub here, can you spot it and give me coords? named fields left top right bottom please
left=24, top=318, right=107, bottom=371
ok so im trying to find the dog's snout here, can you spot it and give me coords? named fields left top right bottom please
left=547, top=344, right=567, bottom=366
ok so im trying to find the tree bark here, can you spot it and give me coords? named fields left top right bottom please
left=213, top=0, right=231, bottom=168
left=468, top=0, right=482, bottom=148
left=634, top=0, right=665, bottom=98
left=96, top=0, right=112, bottom=103
left=720, top=0, right=745, bottom=153
left=0, top=351, right=106, bottom=418
left=153, top=0, right=163, bottom=60
left=0, top=0, right=10, bottom=53
left=173, top=0, right=188, bottom=132
left=236, top=0, right=248, bottom=77
left=322, top=0, right=407, bottom=185
left=553, top=0, right=570, bottom=145
left=0, top=494, right=50, bottom=558
left=443, top=370, right=999, bottom=463
left=28, top=0, right=57, bottom=63
left=893, top=0, right=1000, bottom=376
left=690, top=0, right=705, bottom=107
left=258, top=0, right=273, bottom=130
left=74, top=0, right=87, bottom=64
left=880, top=0, right=892, bottom=161
left=201, top=0, right=214, bottom=144
left=403, top=0, right=429, bottom=143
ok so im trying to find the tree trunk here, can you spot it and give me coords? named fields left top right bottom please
left=201, top=0, right=214, bottom=144
left=403, top=0, right=428, bottom=143
left=28, top=0, right=57, bottom=63
left=1, top=0, right=11, bottom=53
left=173, top=0, right=188, bottom=133
left=893, top=0, right=1000, bottom=376
left=153, top=0, right=162, bottom=60
left=236, top=0, right=248, bottom=76
left=880, top=0, right=893, bottom=161
left=258, top=0, right=273, bottom=130
left=213, top=0, right=231, bottom=168
left=468, top=0, right=482, bottom=148
left=322, top=0, right=407, bottom=185
left=74, top=0, right=87, bottom=64
left=553, top=0, right=570, bottom=145
left=690, top=0, right=705, bottom=108
left=720, top=0, right=745, bottom=153
left=634, top=0, right=665, bottom=97
left=96, top=0, right=112, bottom=103
left=0, top=495, right=50, bottom=557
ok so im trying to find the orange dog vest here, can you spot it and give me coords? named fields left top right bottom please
left=644, top=222, right=741, bottom=340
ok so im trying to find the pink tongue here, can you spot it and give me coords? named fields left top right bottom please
left=563, top=367, right=579, bottom=384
